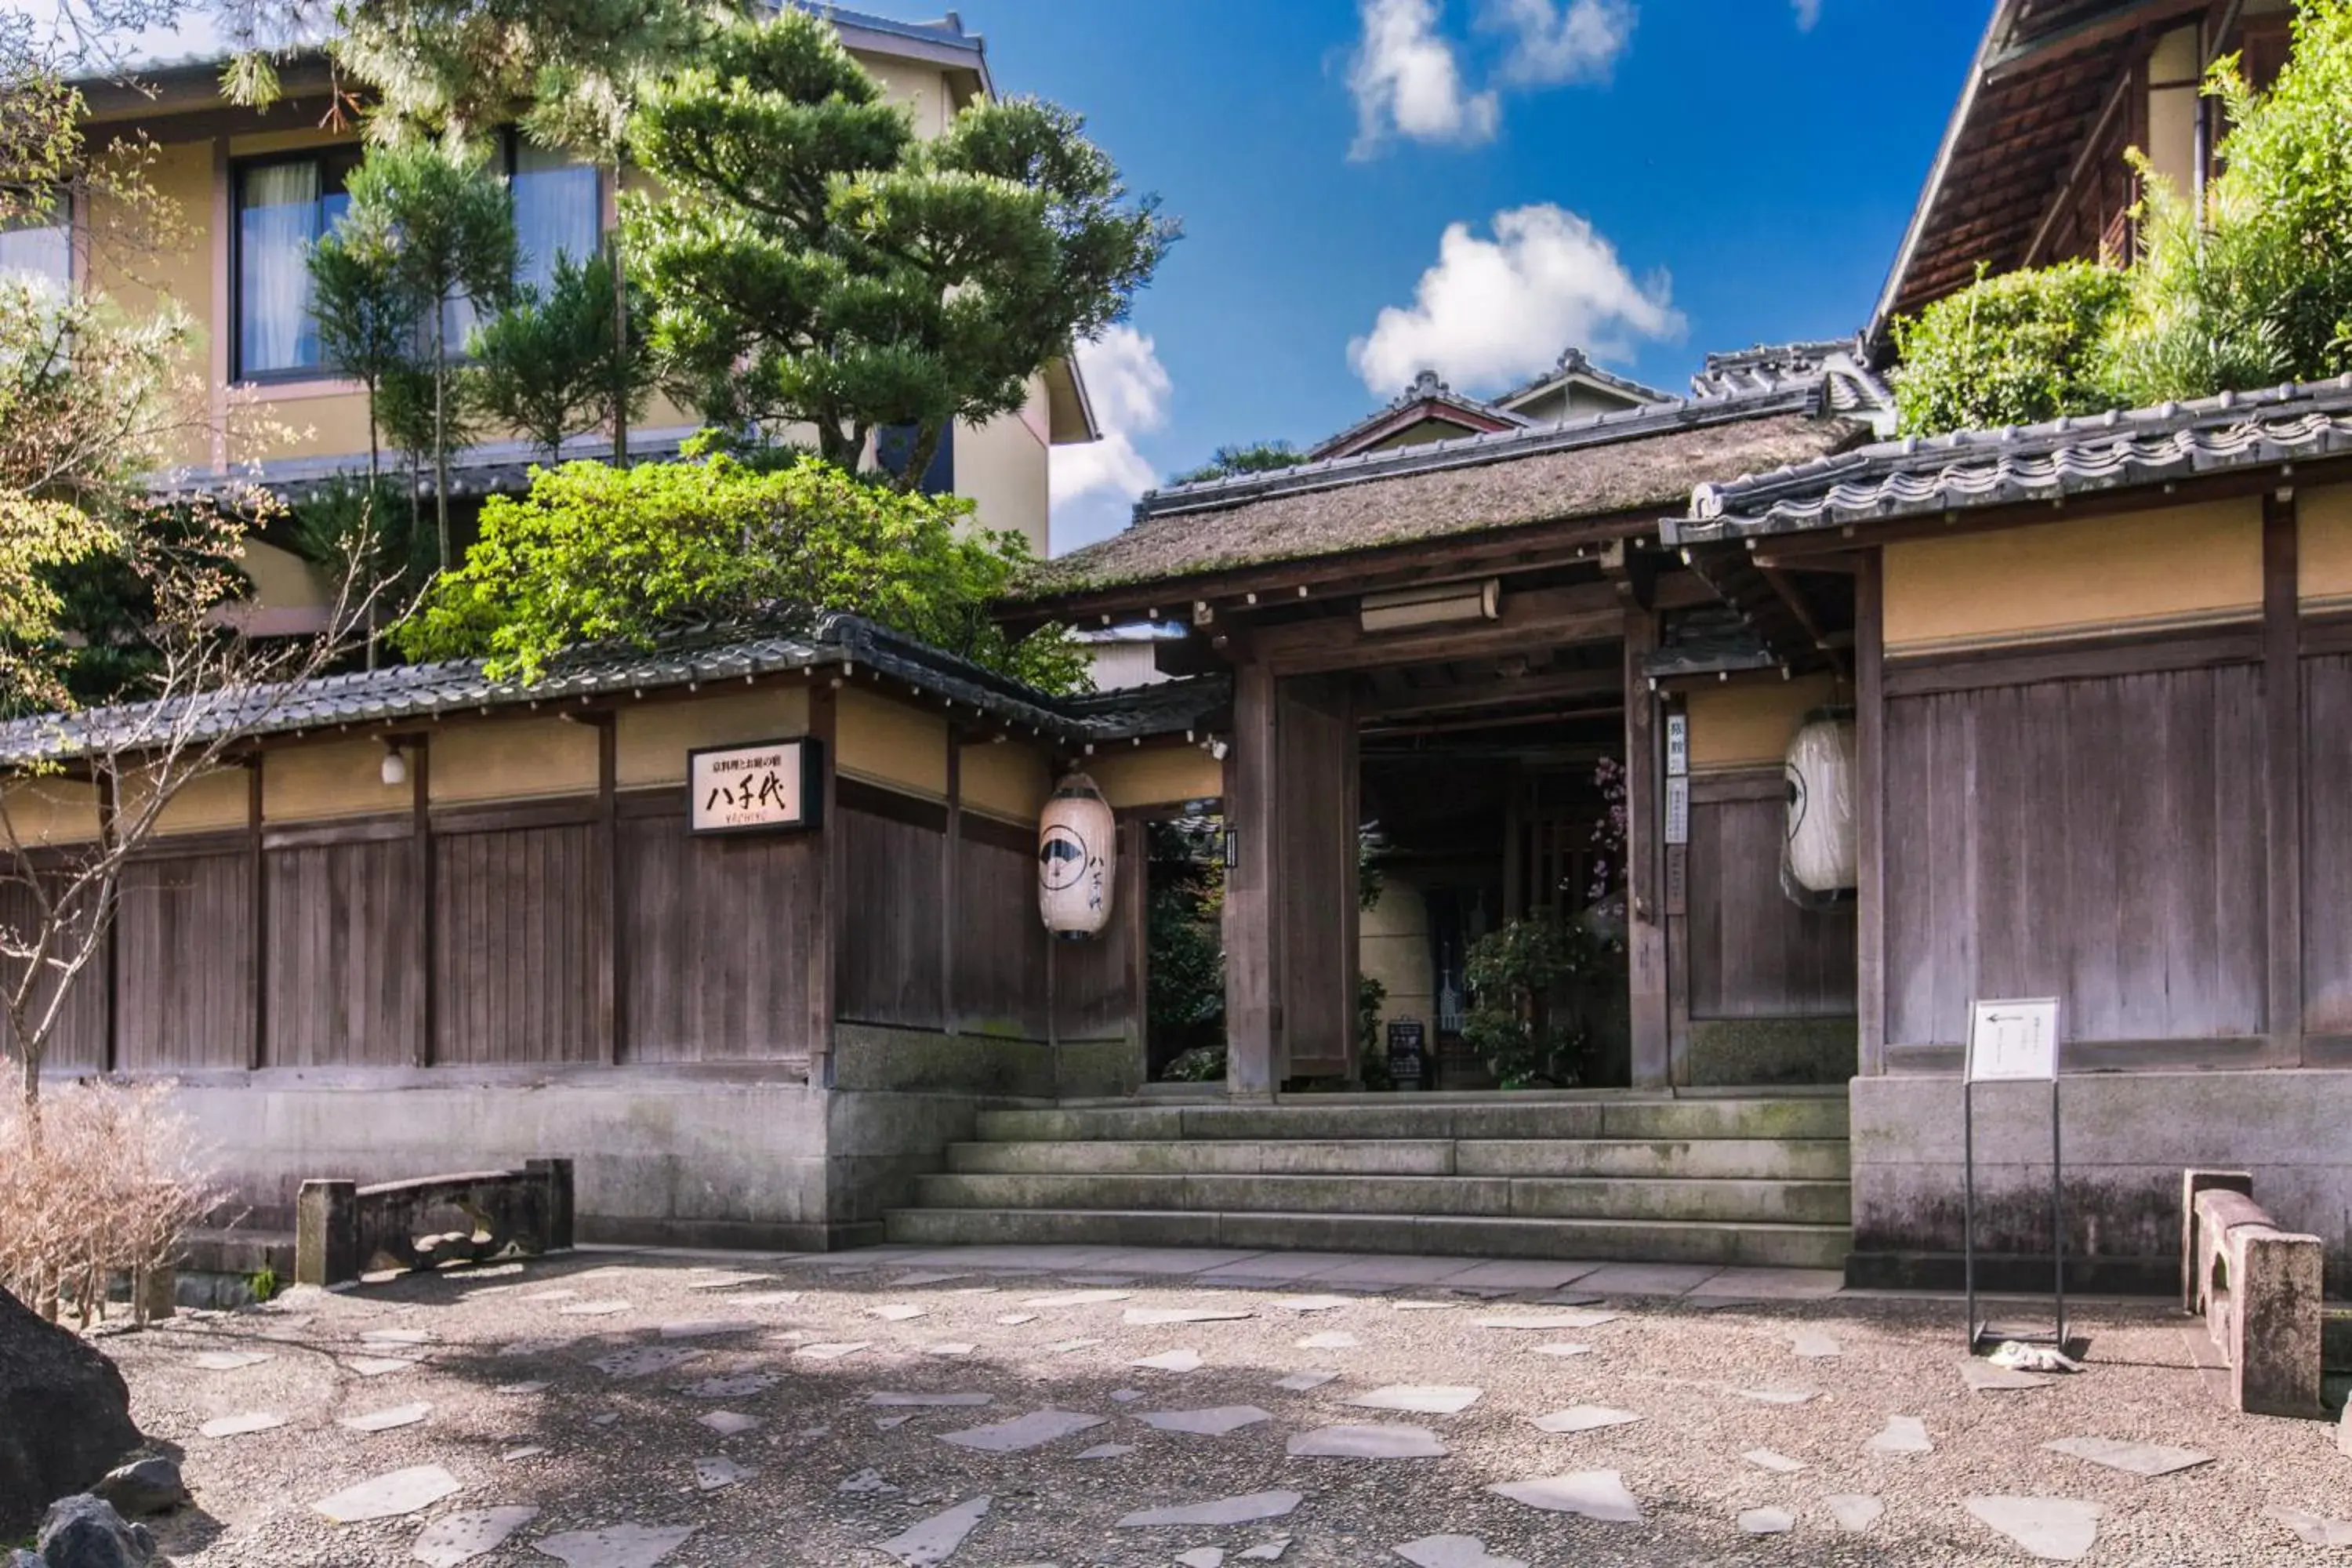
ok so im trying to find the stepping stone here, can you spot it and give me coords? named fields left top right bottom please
left=1743, top=1448, right=1806, bottom=1473
left=413, top=1506, right=539, bottom=1567
left=560, top=1300, right=632, bottom=1317
left=502, top=1447, right=546, bottom=1462
left=1271, top=1295, right=1353, bottom=1312
left=591, top=1345, right=703, bottom=1378
left=1117, top=1492, right=1304, bottom=1528
left=1349, top=1385, right=1482, bottom=1416
left=794, top=1426, right=831, bottom=1439
left=683, top=1272, right=768, bottom=1291
left=876, top=1416, right=913, bottom=1431
left=1529, top=1344, right=1592, bottom=1359
left=726, top=1291, right=803, bottom=1307
left=363, top=1327, right=434, bottom=1345
left=1738, top=1508, right=1795, bottom=1535
left=1022, top=1290, right=1131, bottom=1308
left=590, top=1413, right=619, bottom=1427
left=1075, top=1443, right=1135, bottom=1460
left=877, top=1496, right=991, bottom=1566
left=699, top=1410, right=762, bottom=1436
left=1390, top=1301, right=1455, bottom=1312
left=345, top=1356, right=419, bottom=1377
left=1109, top=1388, right=1145, bottom=1403
left=198, top=1411, right=285, bottom=1438
left=1476, top=1312, right=1618, bottom=1331
left=869, top=1392, right=996, bottom=1407
left=1736, top=1387, right=1820, bottom=1405
left=1051, top=1338, right=1105, bottom=1354
left=1275, top=1370, right=1338, bottom=1392
left=1824, top=1494, right=1885, bottom=1533
left=1961, top=1358, right=2053, bottom=1393
left=1125, top=1307, right=1254, bottom=1326
left=692, top=1456, right=755, bottom=1492
left=496, top=1381, right=550, bottom=1396
left=518, top=1289, right=576, bottom=1302
left=924, top=1342, right=977, bottom=1357
left=658, top=1319, right=749, bottom=1340
left=1867, top=1416, right=1933, bottom=1455
left=2041, top=1436, right=2212, bottom=1477
left=1791, top=1330, right=1841, bottom=1359
left=1236, top=1538, right=1291, bottom=1562
left=1177, top=1551, right=1225, bottom=1568
left=872, top=1303, right=928, bottom=1322
left=1487, top=1472, right=1642, bottom=1524
left=1965, top=1497, right=2103, bottom=1562
left=191, top=1350, right=274, bottom=1371
left=796, top=1341, right=872, bottom=1360
left=938, top=1409, right=1107, bottom=1453
left=893, top=1272, right=971, bottom=1287
left=1287, top=1424, right=1448, bottom=1459
left=532, top=1523, right=700, bottom=1568
left=1297, top=1332, right=1359, bottom=1351
left=1140, top=1406, right=1273, bottom=1436
left=995, top=1314, right=1039, bottom=1327
left=2268, top=1506, right=2352, bottom=1548
left=1134, top=1348, right=1203, bottom=1372
left=839, top=1469, right=900, bottom=1496
left=503, top=1337, right=577, bottom=1357
left=1529, top=1406, right=1642, bottom=1435
left=681, top=1373, right=779, bottom=1398
left=1394, top=1537, right=1527, bottom=1568
left=1537, top=1292, right=1606, bottom=1307
left=339, top=1402, right=430, bottom=1433
left=312, top=1465, right=463, bottom=1523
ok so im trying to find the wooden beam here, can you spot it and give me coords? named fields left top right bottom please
left=596, top=717, right=620, bottom=1066
left=2024, top=70, right=2136, bottom=267
left=1221, top=662, right=1279, bottom=1099
left=1243, top=583, right=1627, bottom=677
left=412, top=736, right=433, bottom=1069
left=1757, top=564, right=1850, bottom=680
left=1356, top=665, right=1621, bottom=721
left=1622, top=608, right=1668, bottom=1088
left=2263, top=489, right=2303, bottom=1065
left=1855, top=551, right=1887, bottom=1079
left=1984, top=0, right=2207, bottom=84
left=249, top=758, right=266, bottom=1071
left=942, top=724, right=961, bottom=1036
left=808, top=683, right=841, bottom=1080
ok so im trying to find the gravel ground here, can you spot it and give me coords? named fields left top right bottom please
left=93, top=1244, right=2348, bottom=1566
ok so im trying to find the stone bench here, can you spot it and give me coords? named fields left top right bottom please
left=296, top=1159, right=574, bottom=1288
left=2180, top=1170, right=2323, bottom=1417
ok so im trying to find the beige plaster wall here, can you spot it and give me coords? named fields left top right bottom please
left=138, top=766, right=250, bottom=836
left=430, top=717, right=600, bottom=804
left=0, top=778, right=101, bottom=845
left=615, top=687, right=811, bottom=789
left=1360, top=873, right=1434, bottom=1042
left=2146, top=27, right=2202, bottom=206
left=2301, top=483, right=2352, bottom=611
left=263, top=739, right=407, bottom=822
left=959, top=739, right=1051, bottom=824
left=958, top=391, right=1051, bottom=556
left=1087, top=746, right=1222, bottom=811
left=1883, top=499, right=2262, bottom=654
left=1681, top=674, right=1842, bottom=774
left=838, top=688, right=949, bottom=799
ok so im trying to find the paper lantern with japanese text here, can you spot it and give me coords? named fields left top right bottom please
left=1038, top=772, right=1116, bottom=936
left=1784, top=714, right=1858, bottom=895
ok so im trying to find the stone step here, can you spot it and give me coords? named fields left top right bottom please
left=912, top=1171, right=1851, bottom=1226
left=972, top=1097, right=1849, bottom=1146
left=944, top=1136, right=1852, bottom=1182
left=883, top=1206, right=1853, bottom=1270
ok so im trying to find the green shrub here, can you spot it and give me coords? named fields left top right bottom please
left=1460, top=909, right=1617, bottom=1089
left=1893, top=262, right=2128, bottom=436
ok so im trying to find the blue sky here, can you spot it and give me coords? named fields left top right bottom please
left=944, top=0, right=1991, bottom=553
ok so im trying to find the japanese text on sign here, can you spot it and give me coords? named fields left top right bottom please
left=688, top=739, right=813, bottom=833
left=1966, top=997, right=2060, bottom=1082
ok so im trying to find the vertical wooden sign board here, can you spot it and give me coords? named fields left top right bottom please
left=1963, top=996, right=2064, bottom=1353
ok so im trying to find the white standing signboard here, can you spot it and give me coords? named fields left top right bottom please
left=688, top=738, right=821, bottom=835
left=1966, top=997, right=2060, bottom=1081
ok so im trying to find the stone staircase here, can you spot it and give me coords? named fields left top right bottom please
left=884, top=1090, right=1852, bottom=1270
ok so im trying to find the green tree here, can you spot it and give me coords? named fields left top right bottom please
left=1892, top=263, right=2128, bottom=437
left=626, top=9, right=1175, bottom=486
left=339, top=142, right=516, bottom=573
left=471, top=252, right=652, bottom=462
left=1169, top=440, right=1308, bottom=486
left=396, top=452, right=1087, bottom=690
left=307, top=218, right=423, bottom=489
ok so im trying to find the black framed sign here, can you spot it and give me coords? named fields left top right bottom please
left=686, top=737, right=825, bottom=834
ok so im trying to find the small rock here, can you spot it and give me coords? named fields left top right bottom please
left=698, top=1411, right=761, bottom=1437
left=870, top=1304, right=927, bottom=1323
left=35, top=1497, right=154, bottom=1568
left=795, top=1341, right=871, bottom=1361
left=1960, top=1357, right=2053, bottom=1393
left=90, top=1457, right=187, bottom=1518
left=1109, top=1388, right=1145, bottom=1403
left=922, top=1342, right=976, bottom=1357
left=994, top=1314, right=1039, bottom=1327
left=501, top=1447, right=546, bottom=1462
left=1476, top=1312, right=1617, bottom=1331
left=1739, top=1508, right=1795, bottom=1535
left=1269, top=1295, right=1352, bottom=1312
left=361, top=1327, right=433, bottom=1345
left=875, top=1415, right=912, bottom=1431
left=557, top=1300, right=632, bottom=1317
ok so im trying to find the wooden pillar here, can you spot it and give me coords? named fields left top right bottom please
left=1223, top=661, right=1279, bottom=1099
left=98, top=768, right=118, bottom=1076
left=808, top=682, right=841, bottom=1082
left=942, top=726, right=960, bottom=1036
left=412, top=735, right=433, bottom=1069
left=596, top=717, right=620, bottom=1065
left=248, top=758, right=266, bottom=1070
left=2263, top=489, right=2303, bottom=1065
left=1856, top=550, right=1888, bottom=1079
left=1622, top=610, right=1668, bottom=1088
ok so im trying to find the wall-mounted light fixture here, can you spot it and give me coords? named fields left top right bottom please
left=380, top=742, right=408, bottom=787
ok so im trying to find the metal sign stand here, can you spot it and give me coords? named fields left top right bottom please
left=1962, top=997, right=2067, bottom=1354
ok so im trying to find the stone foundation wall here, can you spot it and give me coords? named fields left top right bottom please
left=1686, top=1018, right=1855, bottom=1087
left=1849, top=1070, right=2352, bottom=1295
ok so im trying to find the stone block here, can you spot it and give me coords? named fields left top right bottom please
left=294, top=1179, right=358, bottom=1289
left=2180, top=1170, right=2254, bottom=1312
left=1684, top=1018, right=1857, bottom=1087
left=2231, top=1228, right=2325, bottom=1417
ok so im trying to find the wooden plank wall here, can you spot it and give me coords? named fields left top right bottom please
left=837, top=800, right=947, bottom=1031
left=433, top=822, right=606, bottom=1065
left=1053, top=817, right=1144, bottom=1042
left=0, top=875, right=108, bottom=1070
left=2300, top=654, right=2352, bottom=1033
left=114, top=850, right=254, bottom=1070
left=954, top=815, right=1050, bottom=1038
left=1686, top=772, right=1857, bottom=1019
left=265, top=835, right=419, bottom=1068
left=1275, top=676, right=1358, bottom=1079
left=1882, top=666, right=2267, bottom=1046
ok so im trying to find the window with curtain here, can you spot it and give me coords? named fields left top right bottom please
left=0, top=189, right=71, bottom=295
left=234, top=150, right=357, bottom=379
left=441, top=138, right=601, bottom=354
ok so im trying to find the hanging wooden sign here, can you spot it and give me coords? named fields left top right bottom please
left=687, top=738, right=823, bottom=834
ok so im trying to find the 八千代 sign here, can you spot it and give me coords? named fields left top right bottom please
left=688, top=739, right=823, bottom=834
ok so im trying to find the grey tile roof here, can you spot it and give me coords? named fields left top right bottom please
left=0, top=613, right=1223, bottom=767
left=1497, top=346, right=1674, bottom=411
left=1689, top=338, right=1893, bottom=417
left=1306, top=371, right=1531, bottom=460
left=1667, top=377, right=2352, bottom=545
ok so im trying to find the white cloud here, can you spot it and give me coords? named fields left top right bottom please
left=1483, top=0, right=1635, bottom=86
left=1050, top=325, right=1172, bottom=555
left=1349, top=204, right=1685, bottom=397
left=1348, top=0, right=1501, bottom=157
left=1791, top=0, right=1823, bottom=31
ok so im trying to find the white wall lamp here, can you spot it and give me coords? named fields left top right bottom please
left=380, top=742, right=409, bottom=788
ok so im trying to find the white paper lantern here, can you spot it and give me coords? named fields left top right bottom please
left=1039, top=772, right=1116, bottom=936
left=1784, top=715, right=1858, bottom=895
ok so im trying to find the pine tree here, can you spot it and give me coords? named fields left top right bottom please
left=471, top=252, right=651, bottom=463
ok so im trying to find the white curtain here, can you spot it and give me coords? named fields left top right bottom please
left=0, top=194, right=71, bottom=295
left=510, top=144, right=601, bottom=296
left=238, top=162, right=321, bottom=374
